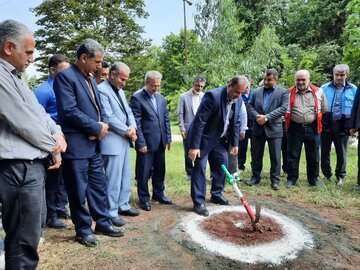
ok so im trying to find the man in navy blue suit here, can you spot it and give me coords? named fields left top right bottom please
left=130, top=71, right=172, bottom=211
left=187, top=75, right=249, bottom=216
left=54, top=39, right=124, bottom=247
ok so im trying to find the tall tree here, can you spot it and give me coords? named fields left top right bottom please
left=343, top=0, right=360, bottom=85
left=195, top=0, right=245, bottom=87
left=31, top=0, right=149, bottom=78
left=283, top=0, right=349, bottom=47
left=234, top=0, right=289, bottom=50
left=158, top=30, right=204, bottom=119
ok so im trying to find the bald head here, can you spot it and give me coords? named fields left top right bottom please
left=295, top=69, right=310, bottom=92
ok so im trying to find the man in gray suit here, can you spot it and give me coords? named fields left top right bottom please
left=98, top=62, right=139, bottom=227
left=246, top=69, right=289, bottom=190
left=177, top=75, right=206, bottom=179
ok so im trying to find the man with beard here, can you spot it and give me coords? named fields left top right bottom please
left=54, top=39, right=124, bottom=247
left=246, top=69, right=289, bottom=190
left=177, top=75, right=206, bottom=180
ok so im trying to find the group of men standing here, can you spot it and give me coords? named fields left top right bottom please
left=177, top=67, right=359, bottom=216
left=0, top=19, right=173, bottom=269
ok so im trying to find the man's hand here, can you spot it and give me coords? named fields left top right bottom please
left=127, top=127, right=136, bottom=138
left=230, top=146, right=238, bottom=156
left=188, top=148, right=200, bottom=161
left=350, top=128, right=357, bottom=137
left=181, top=131, right=186, bottom=140
left=138, top=146, right=148, bottom=153
left=239, top=132, right=245, bottom=141
left=98, top=122, right=109, bottom=140
left=48, top=152, right=62, bottom=170
left=127, top=127, right=137, bottom=142
left=52, top=134, right=67, bottom=154
left=167, top=142, right=172, bottom=151
left=256, top=114, right=268, bottom=125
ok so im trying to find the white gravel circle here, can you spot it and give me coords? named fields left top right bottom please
left=181, top=205, right=315, bottom=266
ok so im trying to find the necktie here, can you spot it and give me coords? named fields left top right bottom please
left=84, top=77, right=101, bottom=121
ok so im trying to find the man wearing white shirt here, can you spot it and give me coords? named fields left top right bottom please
left=178, top=76, right=206, bottom=179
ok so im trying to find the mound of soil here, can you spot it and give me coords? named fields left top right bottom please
left=200, top=211, right=284, bottom=245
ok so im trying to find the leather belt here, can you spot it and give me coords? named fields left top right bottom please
left=291, top=121, right=314, bottom=128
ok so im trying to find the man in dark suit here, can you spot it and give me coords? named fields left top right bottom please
left=54, top=38, right=124, bottom=247
left=246, top=69, right=289, bottom=190
left=130, top=71, right=172, bottom=211
left=350, top=85, right=360, bottom=190
left=187, top=75, right=249, bottom=216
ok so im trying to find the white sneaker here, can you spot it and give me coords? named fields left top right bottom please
left=39, top=236, right=45, bottom=245
left=337, top=177, right=344, bottom=186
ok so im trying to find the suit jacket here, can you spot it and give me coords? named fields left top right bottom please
left=129, top=89, right=171, bottom=151
left=187, top=86, right=242, bottom=157
left=247, top=85, right=288, bottom=138
left=350, top=86, right=360, bottom=131
left=98, top=80, right=136, bottom=155
left=54, top=64, right=108, bottom=159
left=177, top=89, right=205, bottom=133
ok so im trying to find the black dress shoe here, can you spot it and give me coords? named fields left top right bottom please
left=75, top=234, right=99, bottom=247
left=47, top=218, right=67, bottom=229
left=95, top=226, right=125, bottom=237
left=271, top=182, right=280, bottom=191
left=194, top=204, right=209, bottom=217
left=57, top=210, right=71, bottom=219
left=111, top=216, right=126, bottom=227
left=246, top=179, right=260, bottom=186
left=152, top=196, right=173, bottom=205
left=210, top=196, right=231, bottom=205
left=119, top=207, right=140, bottom=217
left=140, top=202, right=151, bottom=211
left=286, top=180, right=294, bottom=188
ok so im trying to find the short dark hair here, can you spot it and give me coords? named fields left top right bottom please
left=264, top=68, right=278, bottom=80
left=193, top=75, right=206, bottom=84
left=101, top=61, right=110, bottom=68
left=48, top=54, right=69, bottom=69
left=76, top=38, right=103, bottom=59
left=229, top=75, right=249, bottom=86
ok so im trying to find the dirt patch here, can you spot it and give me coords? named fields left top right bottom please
left=201, top=211, right=283, bottom=245
left=36, top=195, right=360, bottom=270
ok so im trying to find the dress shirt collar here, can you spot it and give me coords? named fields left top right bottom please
left=0, top=58, right=18, bottom=75
left=145, top=88, right=156, bottom=97
left=263, top=87, right=274, bottom=92
left=47, top=76, right=55, bottom=88
left=296, top=86, right=312, bottom=94
left=109, top=80, right=120, bottom=93
left=191, top=88, right=201, bottom=96
left=332, top=81, right=346, bottom=89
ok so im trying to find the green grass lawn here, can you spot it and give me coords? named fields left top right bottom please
left=131, top=140, right=360, bottom=211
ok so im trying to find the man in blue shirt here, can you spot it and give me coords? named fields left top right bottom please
left=246, top=69, right=289, bottom=190
left=320, top=64, right=357, bottom=186
left=35, top=54, right=70, bottom=229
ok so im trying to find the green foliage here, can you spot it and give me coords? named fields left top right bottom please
left=284, top=0, right=349, bottom=47
left=23, top=73, right=41, bottom=91
left=159, top=30, right=203, bottom=96
left=31, top=0, right=149, bottom=80
left=123, top=45, right=162, bottom=100
left=234, top=0, right=289, bottom=50
left=343, top=0, right=360, bottom=85
left=194, top=0, right=246, bottom=87
left=237, top=26, right=282, bottom=85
